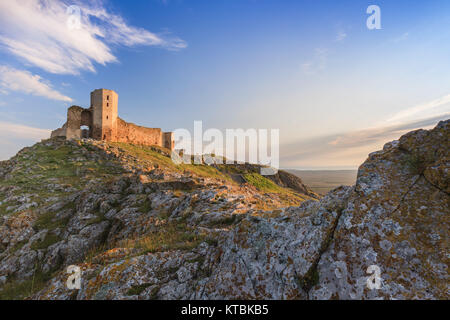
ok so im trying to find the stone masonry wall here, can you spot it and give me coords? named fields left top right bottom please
left=115, top=118, right=162, bottom=146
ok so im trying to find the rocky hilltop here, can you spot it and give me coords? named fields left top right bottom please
left=0, top=120, right=448, bottom=300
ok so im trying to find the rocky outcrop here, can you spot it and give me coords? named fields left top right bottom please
left=0, top=120, right=448, bottom=300
left=213, top=163, right=318, bottom=198
left=310, top=120, right=449, bottom=299
left=201, top=186, right=351, bottom=299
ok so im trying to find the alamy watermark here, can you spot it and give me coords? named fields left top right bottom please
left=66, top=5, right=81, bottom=30
left=66, top=265, right=81, bottom=290
left=366, top=265, right=382, bottom=290
left=366, top=5, right=381, bottom=30
left=171, top=121, right=279, bottom=175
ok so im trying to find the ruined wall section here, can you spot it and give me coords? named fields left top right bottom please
left=162, top=132, right=174, bottom=150
left=59, top=106, right=91, bottom=139
left=51, top=124, right=67, bottom=138
left=115, top=118, right=163, bottom=146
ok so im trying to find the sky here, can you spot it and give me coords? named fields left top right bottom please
left=0, top=0, right=449, bottom=169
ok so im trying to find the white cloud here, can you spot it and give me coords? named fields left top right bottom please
left=0, top=0, right=187, bottom=75
left=0, top=65, right=72, bottom=102
left=0, top=121, right=51, bottom=160
left=0, top=121, right=51, bottom=140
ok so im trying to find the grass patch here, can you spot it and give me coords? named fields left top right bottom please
left=138, top=197, right=152, bottom=213
left=0, top=195, right=11, bottom=216
left=0, top=267, right=53, bottom=300
left=243, top=173, right=284, bottom=193
left=33, top=211, right=70, bottom=232
left=30, top=233, right=61, bottom=250
left=182, top=164, right=235, bottom=183
left=207, top=214, right=240, bottom=228
left=84, top=243, right=110, bottom=264
left=0, top=142, right=124, bottom=203
left=204, top=238, right=219, bottom=247
left=111, top=143, right=236, bottom=183
left=10, top=240, right=27, bottom=254
left=111, top=142, right=176, bottom=170
left=126, top=283, right=153, bottom=296
left=86, top=210, right=107, bottom=226
left=120, top=221, right=205, bottom=254
left=215, top=164, right=244, bottom=175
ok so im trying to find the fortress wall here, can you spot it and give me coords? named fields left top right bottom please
left=115, top=118, right=162, bottom=146
left=51, top=124, right=67, bottom=138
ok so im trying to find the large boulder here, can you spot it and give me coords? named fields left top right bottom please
left=310, top=120, right=449, bottom=299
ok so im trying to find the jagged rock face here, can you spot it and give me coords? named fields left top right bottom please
left=0, top=120, right=448, bottom=300
left=31, top=187, right=351, bottom=300
left=201, top=186, right=351, bottom=299
left=266, top=170, right=316, bottom=198
left=310, top=120, right=449, bottom=299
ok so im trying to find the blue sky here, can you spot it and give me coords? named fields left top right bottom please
left=0, top=0, right=449, bottom=169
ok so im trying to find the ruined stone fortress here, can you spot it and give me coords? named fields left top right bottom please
left=51, top=89, right=174, bottom=150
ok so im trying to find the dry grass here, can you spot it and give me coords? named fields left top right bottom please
left=118, top=220, right=206, bottom=255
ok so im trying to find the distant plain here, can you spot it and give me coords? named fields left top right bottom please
left=286, top=170, right=358, bottom=195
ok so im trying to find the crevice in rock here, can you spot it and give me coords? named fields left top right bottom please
left=300, top=205, right=347, bottom=299
left=390, top=175, right=422, bottom=215
left=422, top=174, right=449, bottom=196
left=239, top=255, right=258, bottom=298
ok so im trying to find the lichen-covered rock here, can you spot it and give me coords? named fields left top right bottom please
left=32, top=187, right=351, bottom=301
left=310, top=120, right=449, bottom=300
left=200, top=187, right=351, bottom=299
left=35, top=244, right=216, bottom=300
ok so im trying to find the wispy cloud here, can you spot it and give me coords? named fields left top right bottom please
left=281, top=114, right=449, bottom=169
left=335, top=30, right=347, bottom=42
left=301, top=48, right=328, bottom=75
left=326, top=114, right=449, bottom=148
left=0, top=121, right=51, bottom=160
left=0, top=0, right=187, bottom=75
left=386, top=93, right=450, bottom=124
left=391, top=32, right=409, bottom=43
left=0, top=65, right=72, bottom=102
left=0, top=121, right=51, bottom=140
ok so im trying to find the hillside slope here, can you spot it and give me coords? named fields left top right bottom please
left=0, top=120, right=448, bottom=300
left=0, top=137, right=315, bottom=299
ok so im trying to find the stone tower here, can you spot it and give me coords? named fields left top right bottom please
left=90, top=89, right=118, bottom=140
